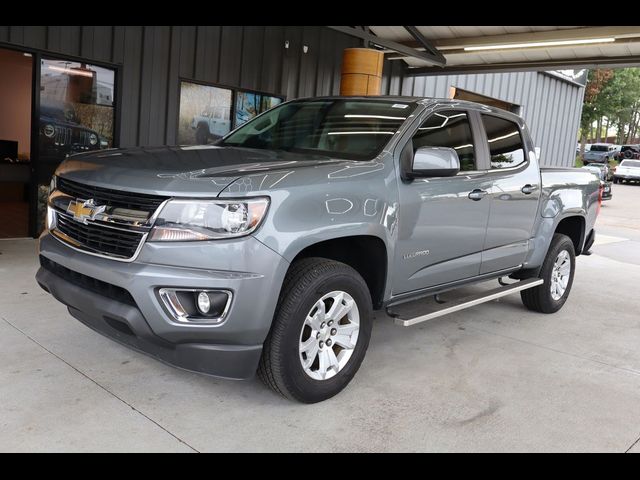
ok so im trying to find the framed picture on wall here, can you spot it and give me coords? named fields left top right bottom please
left=234, top=90, right=284, bottom=128
left=178, top=81, right=233, bottom=145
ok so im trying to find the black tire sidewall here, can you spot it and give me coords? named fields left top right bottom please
left=277, top=266, right=372, bottom=403
left=538, top=234, right=576, bottom=313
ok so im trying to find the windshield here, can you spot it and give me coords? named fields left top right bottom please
left=589, top=145, right=610, bottom=152
left=219, top=99, right=416, bottom=160
left=620, top=160, right=640, bottom=168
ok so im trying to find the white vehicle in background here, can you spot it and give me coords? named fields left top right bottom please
left=191, top=106, right=232, bottom=144
left=614, top=159, right=640, bottom=184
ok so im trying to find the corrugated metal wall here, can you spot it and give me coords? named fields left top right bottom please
left=382, top=63, right=585, bottom=168
left=0, top=26, right=585, bottom=167
left=0, top=26, right=358, bottom=147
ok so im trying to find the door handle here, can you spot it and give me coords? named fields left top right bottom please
left=521, top=184, right=538, bottom=195
left=468, top=189, right=488, bottom=201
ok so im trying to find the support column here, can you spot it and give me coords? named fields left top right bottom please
left=340, top=48, right=384, bottom=96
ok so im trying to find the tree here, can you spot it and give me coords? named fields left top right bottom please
left=579, top=69, right=613, bottom=156
left=579, top=68, right=640, bottom=154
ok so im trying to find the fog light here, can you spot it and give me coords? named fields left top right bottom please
left=197, top=291, right=211, bottom=314
left=158, top=288, right=232, bottom=324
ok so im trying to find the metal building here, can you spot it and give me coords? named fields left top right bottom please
left=0, top=25, right=592, bottom=238
left=383, top=67, right=586, bottom=168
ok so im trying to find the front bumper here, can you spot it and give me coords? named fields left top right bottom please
left=37, top=232, right=290, bottom=379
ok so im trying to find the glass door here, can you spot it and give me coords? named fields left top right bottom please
left=0, top=48, right=33, bottom=238
left=35, top=57, right=116, bottom=234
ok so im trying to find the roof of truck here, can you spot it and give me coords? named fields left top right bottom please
left=287, top=95, right=525, bottom=123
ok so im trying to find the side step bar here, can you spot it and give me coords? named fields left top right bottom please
left=389, top=278, right=543, bottom=327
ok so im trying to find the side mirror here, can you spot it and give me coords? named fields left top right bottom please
left=410, top=146, right=460, bottom=179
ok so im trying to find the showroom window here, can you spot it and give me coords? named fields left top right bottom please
left=37, top=57, right=116, bottom=233
left=234, top=90, right=283, bottom=128
left=481, top=114, right=527, bottom=169
left=178, top=81, right=233, bottom=145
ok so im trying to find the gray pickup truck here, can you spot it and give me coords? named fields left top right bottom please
left=37, top=97, right=601, bottom=403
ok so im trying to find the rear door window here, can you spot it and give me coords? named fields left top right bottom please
left=481, top=114, right=527, bottom=169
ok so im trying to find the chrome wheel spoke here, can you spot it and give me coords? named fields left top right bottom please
left=335, top=323, right=359, bottom=336
left=550, top=249, right=571, bottom=300
left=299, top=336, right=316, bottom=354
left=326, top=347, right=340, bottom=370
left=333, top=334, right=356, bottom=350
left=318, top=350, right=330, bottom=379
left=302, top=346, right=319, bottom=369
left=298, top=290, right=360, bottom=381
left=327, top=294, right=353, bottom=323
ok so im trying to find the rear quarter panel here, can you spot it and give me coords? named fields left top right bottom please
left=524, top=167, right=600, bottom=269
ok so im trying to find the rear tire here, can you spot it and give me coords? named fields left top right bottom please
left=195, top=124, right=209, bottom=144
left=521, top=234, right=576, bottom=314
left=258, top=258, right=373, bottom=403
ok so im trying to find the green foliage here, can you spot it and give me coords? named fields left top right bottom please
left=580, top=68, right=640, bottom=144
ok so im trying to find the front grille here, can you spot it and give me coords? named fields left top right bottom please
left=55, top=126, right=72, bottom=145
left=57, top=177, right=167, bottom=212
left=40, top=255, right=136, bottom=307
left=78, top=131, right=92, bottom=146
left=56, top=213, right=145, bottom=258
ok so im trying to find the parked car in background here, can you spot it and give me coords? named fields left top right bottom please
left=576, top=142, right=592, bottom=154
left=191, top=106, right=232, bottom=144
left=583, top=143, right=616, bottom=165
left=583, top=164, right=612, bottom=200
left=614, top=159, right=640, bottom=184
left=39, top=101, right=103, bottom=159
left=582, top=143, right=615, bottom=165
left=615, top=144, right=640, bottom=161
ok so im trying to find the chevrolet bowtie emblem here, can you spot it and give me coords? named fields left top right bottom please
left=66, top=198, right=106, bottom=223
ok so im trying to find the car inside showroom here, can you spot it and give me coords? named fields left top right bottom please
left=2, top=24, right=640, bottom=453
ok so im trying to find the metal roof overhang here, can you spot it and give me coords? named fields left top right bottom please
left=328, top=26, right=640, bottom=76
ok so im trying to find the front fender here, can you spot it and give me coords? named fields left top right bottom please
left=219, top=157, right=399, bottom=298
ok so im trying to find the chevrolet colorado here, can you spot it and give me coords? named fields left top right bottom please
left=36, top=97, right=601, bottom=403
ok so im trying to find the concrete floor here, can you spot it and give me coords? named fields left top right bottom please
left=2, top=185, right=640, bottom=452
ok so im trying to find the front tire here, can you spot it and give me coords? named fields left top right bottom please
left=258, top=258, right=373, bottom=403
left=521, top=234, right=576, bottom=313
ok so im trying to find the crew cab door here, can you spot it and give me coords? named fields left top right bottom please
left=476, top=113, right=541, bottom=274
left=392, top=108, right=493, bottom=295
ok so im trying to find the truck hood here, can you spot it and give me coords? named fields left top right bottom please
left=55, top=145, right=345, bottom=197
left=583, top=151, right=608, bottom=159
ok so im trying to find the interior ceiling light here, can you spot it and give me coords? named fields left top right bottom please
left=464, top=37, right=616, bottom=51
left=47, top=65, right=94, bottom=77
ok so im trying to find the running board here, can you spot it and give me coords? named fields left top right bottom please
left=389, top=278, right=543, bottom=327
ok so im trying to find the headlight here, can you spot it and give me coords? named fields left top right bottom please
left=46, top=206, right=56, bottom=230
left=149, top=197, right=269, bottom=241
left=43, top=124, right=55, bottom=138
left=89, top=133, right=98, bottom=145
left=49, top=175, right=57, bottom=193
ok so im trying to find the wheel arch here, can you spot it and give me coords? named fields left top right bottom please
left=288, top=235, right=388, bottom=310
left=554, top=215, right=586, bottom=255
